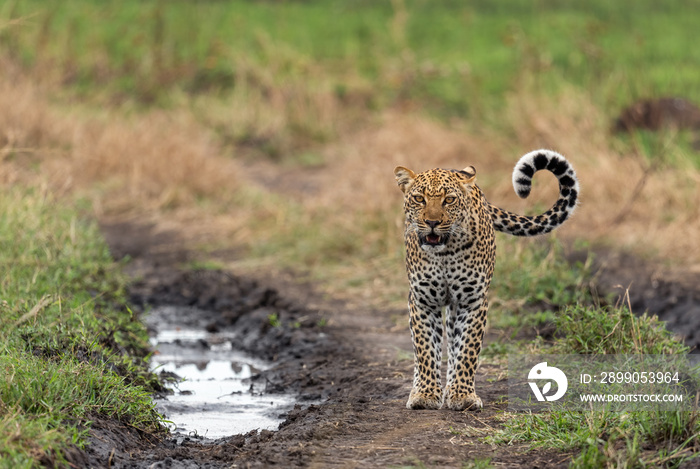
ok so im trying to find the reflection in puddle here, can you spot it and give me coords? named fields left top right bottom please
left=147, top=307, right=294, bottom=439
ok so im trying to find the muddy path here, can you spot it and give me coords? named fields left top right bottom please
left=82, top=220, right=700, bottom=469
left=84, top=220, right=575, bottom=469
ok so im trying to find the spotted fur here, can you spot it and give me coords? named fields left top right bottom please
left=394, top=149, right=578, bottom=410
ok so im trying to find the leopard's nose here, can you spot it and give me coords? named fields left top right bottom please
left=425, top=219, right=440, bottom=229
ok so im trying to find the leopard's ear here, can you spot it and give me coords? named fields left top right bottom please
left=459, top=166, right=476, bottom=182
left=394, top=166, right=417, bottom=193
left=457, top=165, right=476, bottom=187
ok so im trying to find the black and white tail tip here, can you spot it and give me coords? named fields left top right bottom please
left=512, top=149, right=579, bottom=200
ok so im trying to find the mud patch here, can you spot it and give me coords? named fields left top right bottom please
left=128, top=268, right=337, bottom=373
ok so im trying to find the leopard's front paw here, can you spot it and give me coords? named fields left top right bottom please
left=406, top=387, right=443, bottom=410
left=444, top=389, right=482, bottom=411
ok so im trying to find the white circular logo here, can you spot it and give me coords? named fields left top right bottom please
left=528, top=362, right=568, bottom=402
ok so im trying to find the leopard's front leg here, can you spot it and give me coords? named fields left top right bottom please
left=444, top=296, right=488, bottom=411
left=406, top=290, right=444, bottom=410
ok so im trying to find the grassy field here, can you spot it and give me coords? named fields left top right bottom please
left=2, top=0, right=700, bottom=466
left=0, top=188, right=163, bottom=467
left=5, top=0, right=700, bottom=114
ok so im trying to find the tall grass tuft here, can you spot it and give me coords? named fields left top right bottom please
left=552, top=303, right=689, bottom=355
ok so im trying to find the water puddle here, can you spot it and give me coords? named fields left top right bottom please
left=146, top=306, right=295, bottom=439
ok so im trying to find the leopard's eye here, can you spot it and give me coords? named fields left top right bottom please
left=444, top=196, right=456, bottom=205
left=412, top=195, right=425, bottom=204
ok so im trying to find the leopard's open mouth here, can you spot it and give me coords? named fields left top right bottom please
left=420, top=232, right=449, bottom=247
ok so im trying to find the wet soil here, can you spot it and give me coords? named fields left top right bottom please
left=80, top=221, right=700, bottom=468
left=88, top=220, right=575, bottom=468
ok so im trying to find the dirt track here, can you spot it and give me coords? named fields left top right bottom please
left=74, top=221, right=700, bottom=469
left=80, top=220, right=575, bottom=468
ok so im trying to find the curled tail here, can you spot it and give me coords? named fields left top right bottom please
left=488, top=149, right=579, bottom=237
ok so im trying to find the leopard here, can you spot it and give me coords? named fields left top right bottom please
left=394, top=149, right=579, bottom=411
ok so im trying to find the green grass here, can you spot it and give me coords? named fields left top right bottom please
left=462, top=458, right=493, bottom=469
left=5, top=0, right=700, bottom=169
left=481, top=238, right=697, bottom=467
left=488, top=303, right=699, bottom=468
left=0, top=188, right=163, bottom=467
left=491, top=406, right=699, bottom=468
left=480, top=235, right=698, bottom=467
left=4, top=0, right=700, bottom=119
left=488, top=236, right=593, bottom=330
left=552, top=304, right=689, bottom=355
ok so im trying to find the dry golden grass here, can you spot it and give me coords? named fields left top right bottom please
left=502, top=84, right=700, bottom=264
left=0, top=70, right=237, bottom=209
left=295, top=84, right=700, bottom=271
left=2, top=62, right=699, bottom=290
left=0, top=69, right=253, bottom=258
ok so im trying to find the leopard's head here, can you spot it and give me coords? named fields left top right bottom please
left=394, top=166, right=476, bottom=252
